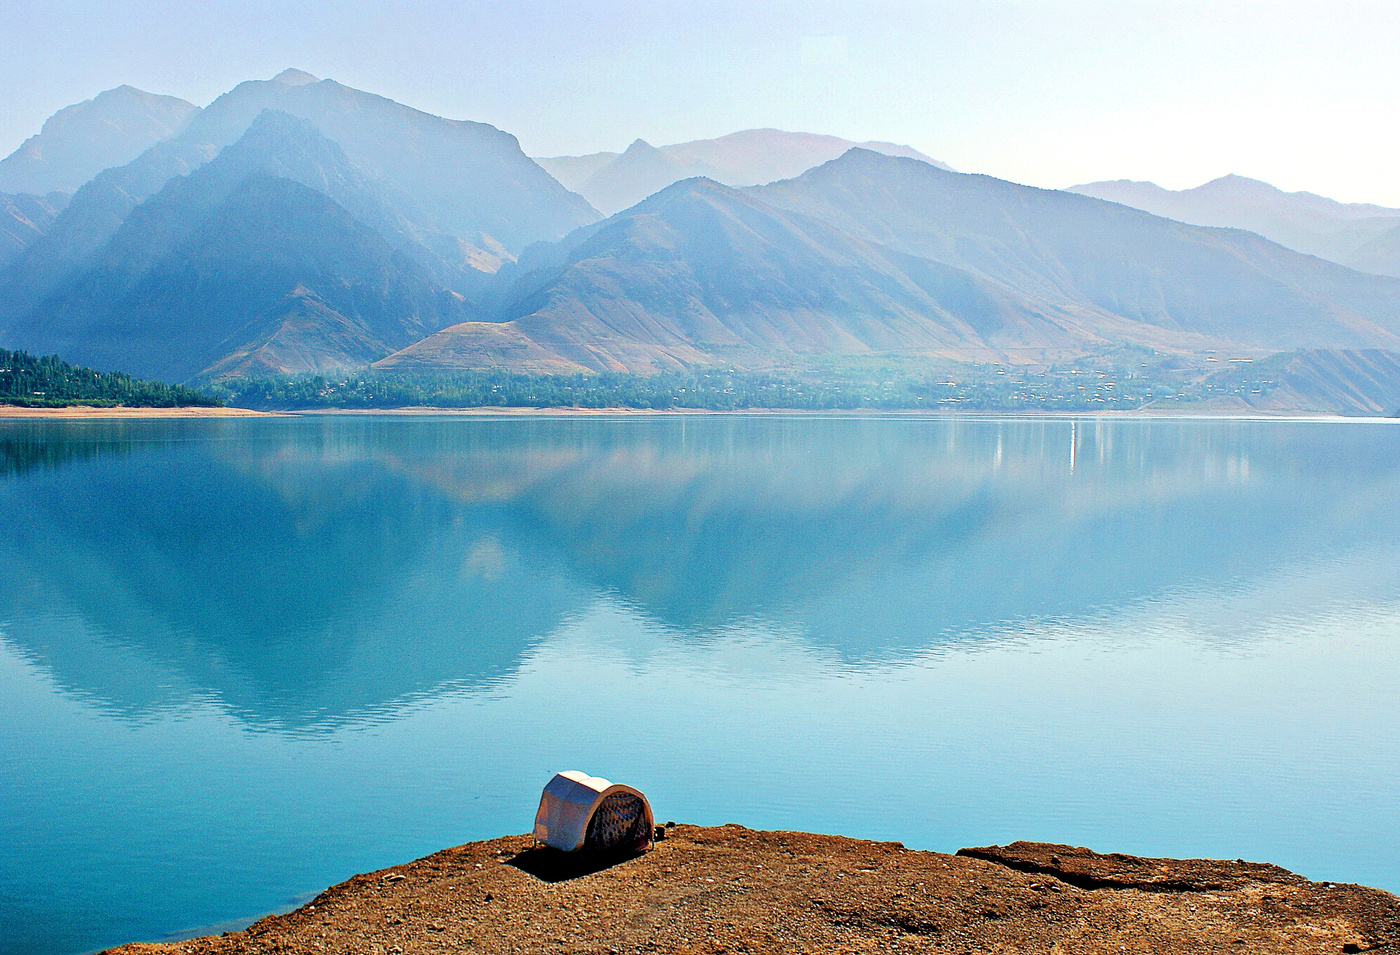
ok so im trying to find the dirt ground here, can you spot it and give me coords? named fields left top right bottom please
left=0, top=405, right=272, bottom=417
left=106, top=825, right=1399, bottom=955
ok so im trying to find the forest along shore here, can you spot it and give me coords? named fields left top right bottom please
left=103, top=825, right=1399, bottom=955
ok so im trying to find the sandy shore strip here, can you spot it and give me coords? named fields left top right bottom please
left=103, top=825, right=1400, bottom=955
left=290, top=405, right=1380, bottom=420
left=4, top=403, right=1390, bottom=421
left=0, top=405, right=278, bottom=418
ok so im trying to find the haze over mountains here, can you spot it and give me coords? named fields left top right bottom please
left=380, top=151, right=1400, bottom=377
left=0, top=85, right=198, bottom=196
left=19, top=110, right=470, bottom=382
left=3, top=69, right=1400, bottom=412
left=535, top=130, right=950, bottom=215
left=377, top=175, right=1051, bottom=374
left=1070, top=175, right=1400, bottom=279
left=1, top=191, right=68, bottom=268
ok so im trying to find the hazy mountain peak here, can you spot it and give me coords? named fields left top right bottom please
left=535, top=129, right=951, bottom=219
left=798, top=146, right=953, bottom=184
left=1194, top=174, right=1284, bottom=198
left=0, top=85, right=199, bottom=194
left=573, top=138, right=698, bottom=216
left=639, top=175, right=728, bottom=200
left=752, top=147, right=1400, bottom=354
left=387, top=169, right=1033, bottom=375
left=1069, top=173, right=1400, bottom=270
left=272, top=69, right=321, bottom=86
left=3, top=71, right=598, bottom=303
left=660, top=129, right=951, bottom=186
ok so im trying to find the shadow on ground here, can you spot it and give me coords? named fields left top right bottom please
left=507, top=846, right=649, bottom=883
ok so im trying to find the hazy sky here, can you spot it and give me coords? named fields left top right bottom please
left=3, top=0, right=1398, bottom=203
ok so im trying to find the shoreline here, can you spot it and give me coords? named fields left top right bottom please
left=101, top=825, right=1400, bottom=955
left=0, top=405, right=278, bottom=418
left=3, top=403, right=1395, bottom=422
left=226, top=405, right=1395, bottom=421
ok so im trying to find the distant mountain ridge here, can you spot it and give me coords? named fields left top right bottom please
left=6, top=74, right=1400, bottom=410
left=1346, top=225, right=1400, bottom=281
left=0, top=69, right=597, bottom=324
left=564, top=139, right=714, bottom=218
left=536, top=128, right=951, bottom=215
left=0, top=85, right=198, bottom=195
left=378, top=176, right=1063, bottom=373
left=9, top=111, right=471, bottom=381
left=753, top=151, right=1400, bottom=354
left=1069, top=175, right=1400, bottom=278
left=377, top=153, right=1400, bottom=376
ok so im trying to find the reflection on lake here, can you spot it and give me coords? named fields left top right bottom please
left=1, top=415, right=1399, bottom=954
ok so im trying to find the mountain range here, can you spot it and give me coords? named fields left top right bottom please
left=535, top=129, right=950, bottom=215
left=380, top=151, right=1400, bottom=375
left=1069, top=175, right=1400, bottom=278
left=4, top=70, right=1400, bottom=411
left=17, top=110, right=470, bottom=382
left=0, top=85, right=198, bottom=195
left=377, top=175, right=1052, bottom=373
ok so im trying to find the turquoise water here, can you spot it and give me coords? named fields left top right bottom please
left=1, top=414, right=1399, bottom=954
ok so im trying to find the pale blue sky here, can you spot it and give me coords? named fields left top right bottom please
left=3, top=0, right=1398, bottom=203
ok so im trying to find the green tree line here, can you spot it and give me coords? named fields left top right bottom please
left=211, top=366, right=1179, bottom=412
left=0, top=349, right=222, bottom=407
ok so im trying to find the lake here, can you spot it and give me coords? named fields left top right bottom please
left=2, top=414, right=1399, bottom=954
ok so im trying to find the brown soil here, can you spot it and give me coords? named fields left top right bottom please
left=105, top=825, right=1399, bottom=955
left=0, top=405, right=274, bottom=418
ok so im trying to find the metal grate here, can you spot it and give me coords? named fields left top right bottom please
left=584, top=792, right=647, bottom=853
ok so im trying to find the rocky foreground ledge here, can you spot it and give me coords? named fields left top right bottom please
left=108, top=825, right=1399, bottom=955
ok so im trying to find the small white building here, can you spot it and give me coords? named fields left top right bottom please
left=533, top=771, right=654, bottom=853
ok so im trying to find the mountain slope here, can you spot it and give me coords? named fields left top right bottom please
left=532, top=152, right=620, bottom=192
left=0, top=86, right=198, bottom=195
left=73, top=109, right=470, bottom=288
left=1, top=192, right=68, bottom=268
left=572, top=139, right=719, bottom=216
left=1200, top=348, right=1400, bottom=415
left=535, top=129, right=951, bottom=215
left=1068, top=175, right=1400, bottom=270
left=5, top=108, right=472, bottom=378
left=1348, top=223, right=1400, bottom=279
left=198, top=286, right=402, bottom=379
left=661, top=128, right=951, bottom=185
left=377, top=178, right=1074, bottom=373
left=19, top=172, right=464, bottom=382
left=0, top=70, right=597, bottom=322
left=753, top=150, right=1400, bottom=353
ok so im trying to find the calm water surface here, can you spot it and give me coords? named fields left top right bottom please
left=1, top=415, right=1399, bottom=954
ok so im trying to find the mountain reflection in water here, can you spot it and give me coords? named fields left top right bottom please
left=2, top=415, right=1398, bottom=727
left=2, top=415, right=1400, bottom=955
